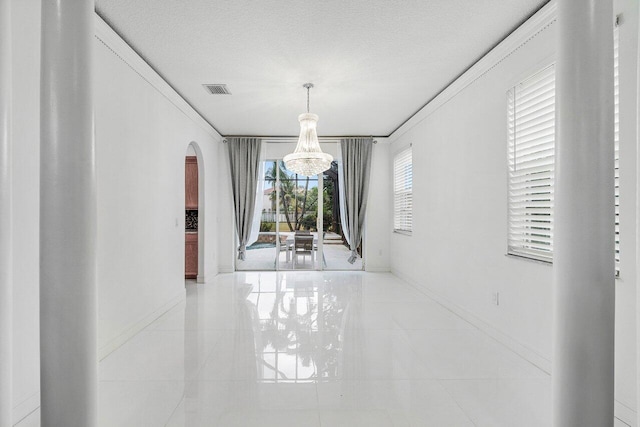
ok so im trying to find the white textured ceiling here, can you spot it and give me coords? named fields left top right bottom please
left=95, top=0, right=548, bottom=136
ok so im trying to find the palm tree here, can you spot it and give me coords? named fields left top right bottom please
left=265, top=161, right=295, bottom=231
left=265, top=161, right=321, bottom=232
left=295, top=176, right=311, bottom=231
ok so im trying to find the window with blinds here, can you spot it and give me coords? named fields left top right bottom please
left=393, top=146, right=413, bottom=234
left=507, top=35, right=619, bottom=267
left=507, top=65, right=555, bottom=262
left=614, top=26, right=620, bottom=274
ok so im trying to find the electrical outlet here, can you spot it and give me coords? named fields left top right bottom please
left=492, top=292, right=500, bottom=306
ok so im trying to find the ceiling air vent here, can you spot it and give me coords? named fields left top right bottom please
left=203, top=84, right=231, bottom=95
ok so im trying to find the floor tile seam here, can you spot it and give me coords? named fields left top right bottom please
left=144, top=296, right=188, bottom=332
left=436, top=376, right=551, bottom=382
left=386, top=281, right=479, bottom=331
left=316, top=408, right=394, bottom=424
left=12, top=407, right=40, bottom=427
left=614, top=415, right=632, bottom=427
left=314, top=381, right=321, bottom=419
left=189, top=336, right=225, bottom=380
left=182, top=378, right=323, bottom=384
left=98, top=376, right=196, bottom=382
left=465, top=332, right=549, bottom=376
left=395, top=275, right=550, bottom=376
left=398, top=331, right=439, bottom=375
left=151, top=327, right=247, bottom=331
left=99, top=305, right=188, bottom=361
left=162, top=387, right=188, bottom=427
left=316, top=378, right=459, bottom=396
left=98, top=379, right=187, bottom=383
left=343, top=377, right=450, bottom=382
left=435, top=378, right=480, bottom=426
left=397, top=327, right=479, bottom=331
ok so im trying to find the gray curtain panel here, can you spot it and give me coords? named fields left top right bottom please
left=340, top=138, right=373, bottom=263
left=227, top=137, right=262, bottom=260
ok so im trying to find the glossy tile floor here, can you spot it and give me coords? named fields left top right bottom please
left=16, top=272, right=629, bottom=426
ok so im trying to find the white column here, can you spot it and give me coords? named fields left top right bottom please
left=40, top=1, right=97, bottom=426
left=0, top=0, right=12, bottom=425
left=553, top=0, right=615, bottom=426
left=195, top=145, right=206, bottom=284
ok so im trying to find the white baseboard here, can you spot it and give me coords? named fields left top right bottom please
left=365, top=267, right=391, bottom=272
left=615, top=400, right=637, bottom=426
left=98, top=291, right=185, bottom=360
left=392, top=269, right=638, bottom=424
left=12, top=392, right=39, bottom=426
left=11, top=291, right=186, bottom=425
left=196, top=274, right=206, bottom=283
left=219, top=265, right=234, bottom=273
left=392, top=269, right=551, bottom=373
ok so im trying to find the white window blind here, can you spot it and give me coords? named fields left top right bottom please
left=394, top=147, right=413, bottom=234
left=507, top=65, right=555, bottom=262
left=614, top=26, right=620, bottom=274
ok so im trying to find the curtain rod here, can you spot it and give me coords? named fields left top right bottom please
left=222, top=136, right=379, bottom=144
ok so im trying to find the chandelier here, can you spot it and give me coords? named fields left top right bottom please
left=283, top=83, right=333, bottom=176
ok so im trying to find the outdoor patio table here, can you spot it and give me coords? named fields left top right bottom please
left=285, top=236, right=317, bottom=264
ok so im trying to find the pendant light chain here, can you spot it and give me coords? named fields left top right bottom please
left=303, top=82, right=313, bottom=113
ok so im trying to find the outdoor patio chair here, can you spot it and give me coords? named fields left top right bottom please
left=293, top=235, right=314, bottom=268
left=278, top=234, right=289, bottom=249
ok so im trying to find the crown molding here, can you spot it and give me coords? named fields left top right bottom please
left=389, top=0, right=557, bottom=142
left=94, top=14, right=223, bottom=141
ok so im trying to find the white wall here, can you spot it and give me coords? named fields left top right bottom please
left=94, top=16, right=224, bottom=357
left=389, top=2, right=638, bottom=424
left=365, top=140, right=391, bottom=272
left=9, top=4, right=227, bottom=423
left=217, top=140, right=235, bottom=273
left=615, top=1, right=639, bottom=422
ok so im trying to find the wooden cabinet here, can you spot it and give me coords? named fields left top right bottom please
left=185, top=156, right=198, bottom=209
left=185, top=156, right=198, bottom=279
left=185, top=232, right=198, bottom=279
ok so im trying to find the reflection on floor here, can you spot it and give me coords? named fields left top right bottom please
left=17, top=271, right=625, bottom=426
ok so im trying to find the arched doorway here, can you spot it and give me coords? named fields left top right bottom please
left=185, top=142, right=205, bottom=282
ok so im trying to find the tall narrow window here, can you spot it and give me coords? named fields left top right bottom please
left=614, top=26, right=620, bottom=274
left=508, top=32, right=618, bottom=267
left=507, top=65, right=555, bottom=262
left=393, top=146, right=413, bottom=234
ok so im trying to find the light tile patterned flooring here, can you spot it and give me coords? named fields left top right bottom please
left=16, top=272, right=631, bottom=426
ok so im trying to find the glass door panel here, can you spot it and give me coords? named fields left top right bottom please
left=276, top=160, right=320, bottom=270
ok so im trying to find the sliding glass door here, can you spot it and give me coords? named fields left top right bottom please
left=236, top=157, right=363, bottom=271
left=276, top=160, right=320, bottom=271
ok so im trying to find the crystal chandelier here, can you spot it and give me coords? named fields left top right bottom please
left=283, top=83, right=333, bottom=176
